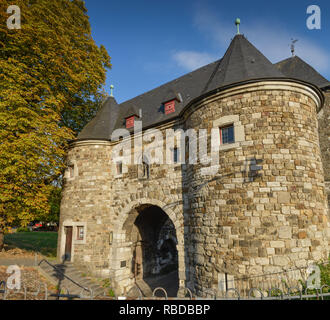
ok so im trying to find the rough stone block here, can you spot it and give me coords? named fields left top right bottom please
left=278, top=192, right=290, bottom=204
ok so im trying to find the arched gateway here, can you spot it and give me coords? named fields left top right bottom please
left=109, top=201, right=185, bottom=296
left=59, top=31, right=329, bottom=299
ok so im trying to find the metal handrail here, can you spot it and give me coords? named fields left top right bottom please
left=152, top=287, right=168, bottom=299
left=38, top=259, right=89, bottom=293
left=178, top=287, right=193, bottom=300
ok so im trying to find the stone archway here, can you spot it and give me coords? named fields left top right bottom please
left=109, top=199, right=185, bottom=296
left=129, top=205, right=178, bottom=294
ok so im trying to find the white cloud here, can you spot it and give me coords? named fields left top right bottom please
left=172, top=51, right=217, bottom=71
left=290, top=39, right=328, bottom=73
left=244, top=26, right=329, bottom=73
left=191, top=6, right=329, bottom=74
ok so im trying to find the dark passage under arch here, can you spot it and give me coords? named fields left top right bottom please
left=127, top=205, right=179, bottom=296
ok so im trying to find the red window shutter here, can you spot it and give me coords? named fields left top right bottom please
left=126, top=116, right=134, bottom=128
left=164, top=100, right=175, bottom=115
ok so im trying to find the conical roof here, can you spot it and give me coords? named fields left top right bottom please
left=204, top=34, right=285, bottom=92
left=76, top=33, right=325, bottom=141
left=275, top=55, right=330, bottom=88
left=77, top=96, right=119, bottom=140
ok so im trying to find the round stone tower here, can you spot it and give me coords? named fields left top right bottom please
left=184, top=35, right=329, bottom=296
left=58, top=33, right=329, bottom=297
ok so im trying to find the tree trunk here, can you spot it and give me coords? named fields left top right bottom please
left=0, top=230, right=4, bottom=251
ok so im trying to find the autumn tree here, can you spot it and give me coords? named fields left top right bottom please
left=0, top=0, right=111, bottom=246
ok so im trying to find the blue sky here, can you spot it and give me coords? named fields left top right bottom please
left=85, top=0, right=330, bottom=103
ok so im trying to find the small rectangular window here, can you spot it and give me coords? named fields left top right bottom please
left=220, top=125, right=234, bottom=144
left=126, top=116, right=134, bottom=128
left=173, top=147, right=179, bottom=163
left=69, top=165, right=74, bottom=178
left=164, top=100, right=175, bottom=115
left=116, top=162, right=123, bottom=175
left=77, top=226, right=84, bottom=240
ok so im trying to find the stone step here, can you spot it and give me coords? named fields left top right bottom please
left=38, top=260, right=105, bottom=299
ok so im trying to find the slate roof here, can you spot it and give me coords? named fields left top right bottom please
left=202, top=33, right=284, bottom=92
left=77, top=34, right=326, bottom=141
left=275, top=56, right=330, bottom=89
left=77, top=96, right=119, bottom=140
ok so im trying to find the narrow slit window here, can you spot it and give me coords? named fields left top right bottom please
left=220, top=124, right=235, bottom=144
left=173, top=147, right=179, bottom=163
left=142, top=159, right=149, bottom=179
left=116, top=162, right=123, bottom=175
left=69, top=165, right=74, bottom=178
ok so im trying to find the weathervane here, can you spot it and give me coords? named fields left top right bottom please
left=110, top=84, right=114, bottom=97
left=235, top=18, right=241, bottom=35
left=290, top=39, right=298, bottom=57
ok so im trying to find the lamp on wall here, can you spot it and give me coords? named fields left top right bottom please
left=109, top=231, right=113, bottom=244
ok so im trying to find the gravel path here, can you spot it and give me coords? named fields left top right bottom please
left=0, top=265, right=57, bottom=300
left=0, top=257, right=37, bottom=266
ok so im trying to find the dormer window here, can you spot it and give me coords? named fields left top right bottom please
left=164, top=100, right=176, bottom=115
left=126, top=116, right=135, bottom=128
left=125, top=108, right=140, bottom=129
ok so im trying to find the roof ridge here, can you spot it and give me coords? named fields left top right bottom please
left=275, top=55, right=329, bottom=88
left=218, top=35, right=238, bottom=84
left=77, top=33, right=326, bottom=141
left=119, top=59, right=220, bottom=106
left=237, top=35, right=248, bottom=78
left=201, top=59, right=223, bottom=95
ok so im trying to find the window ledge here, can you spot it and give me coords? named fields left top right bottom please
left=74, top=239, right=86, bottom=245
left=219, top=142, right=240, bottom=151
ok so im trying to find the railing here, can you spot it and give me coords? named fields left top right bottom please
left=38, top=259, right=91, bottom=295
left=0, top=282, right=329, bottom=300
left=0, top=260, right=328, bottom=300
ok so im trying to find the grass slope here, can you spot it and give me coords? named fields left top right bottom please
left=4, top=232, right=58, bottom=257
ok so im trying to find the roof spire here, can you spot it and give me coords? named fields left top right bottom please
left=235, top=18, right=241, bottom=35
left=290, top=39, right=298, bottom=57
left=110, top=84, right=114, bottom=97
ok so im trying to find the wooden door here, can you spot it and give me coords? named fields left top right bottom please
left=64, top=226, right=73, bottom=261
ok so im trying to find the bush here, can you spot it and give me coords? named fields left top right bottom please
left=319, top=259, right=330, bottom=291
left=17, top=227, right=30, bottom=233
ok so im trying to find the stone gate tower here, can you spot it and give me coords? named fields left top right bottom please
left=58, top=32, right=329, bottom=296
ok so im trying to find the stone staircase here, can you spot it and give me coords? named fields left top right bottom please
left=38, top=260, right=105, bottom=299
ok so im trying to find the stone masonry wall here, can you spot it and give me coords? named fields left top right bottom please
left=57, top=142, right=113, bottom=275
left=184, top=82, right=329, bottom=296
left=318, top=89, right=330, bottom=211
left=106, top=137, right=187, bottom=292
left=58, top=80, right=329, bottom=296
left=58, top=133, right=188, bottom=293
